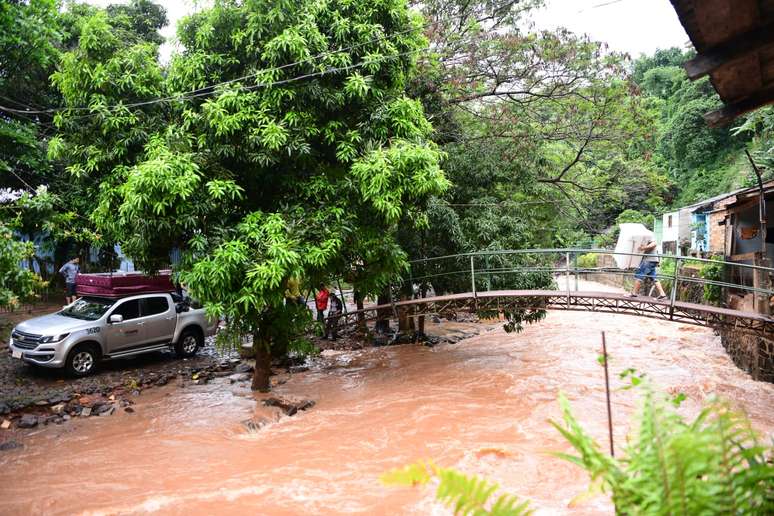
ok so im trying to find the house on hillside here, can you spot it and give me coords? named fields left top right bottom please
left=710, top=180, right=774, bottom=264
left=657, top=191, right=740, bottom=256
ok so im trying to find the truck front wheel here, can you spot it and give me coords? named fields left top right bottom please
left=65, top=344, right=99, bottom=377
left=175, top=329, right=202, bottom=358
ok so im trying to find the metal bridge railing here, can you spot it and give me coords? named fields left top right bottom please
left=397, top=249, right=774, bottom=316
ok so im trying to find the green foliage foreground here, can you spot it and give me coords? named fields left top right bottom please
left=0, top=222, right=46, bottom=308
left=384, top=385, right=774, bottom=515
left=552, top=389, right=774, bottom=515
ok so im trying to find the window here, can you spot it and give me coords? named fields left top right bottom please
left=111, top=299, right=141, bottom=321
left=143, top=296, right=169, bottom=317
left=59, top=297, right=115, bottom=321
left=667, top=215, right=673, bottom=228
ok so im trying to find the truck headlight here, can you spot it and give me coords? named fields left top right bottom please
left=39, top=333, right=70, bottom=343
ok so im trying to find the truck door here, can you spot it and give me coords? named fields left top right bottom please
left=104, top=299, right=145, bottom=353
left=141, top=295, right=176, bottom=344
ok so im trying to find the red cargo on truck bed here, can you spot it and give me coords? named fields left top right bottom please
left=76, top=271, right=175, bottom=298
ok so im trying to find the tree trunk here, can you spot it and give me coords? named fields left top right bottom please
left=417, top=285, right=427, bottom=335
left=375, top=291, right=391, bottom=333
left=354, top=289, right=367, bottom=334
left=251, top=335, right=272, bottom=392
left=398, top=305, right=410, bottom=332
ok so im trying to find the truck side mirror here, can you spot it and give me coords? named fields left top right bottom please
left=109, top=314, right=124, bottom=324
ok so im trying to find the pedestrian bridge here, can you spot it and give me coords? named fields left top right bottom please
left=332, top=249, right=774, bottom=337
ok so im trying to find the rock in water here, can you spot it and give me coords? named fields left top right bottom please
left=228, top=373, right=252, bottom=384
left=241, top=417, right=272, bottom=433
left=263, top=397, right=315, bottom=416
left=234, top=362, right=254, bottom=374
left=17, top=414, right=38, bottom=428
left=0, top=441, right=23, bottom=452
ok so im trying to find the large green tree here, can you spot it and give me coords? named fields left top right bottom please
left=1, top=0, right=169, bottom=288
left=400, top=0, right=666, bottom=262
left=52, top=0, right=447, bottom=390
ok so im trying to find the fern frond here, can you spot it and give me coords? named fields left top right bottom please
left=553, top=382, right=774, bottom=515
left=380, top=460, right=434, bottom=487
left=382, top=461, right=532, bottom=515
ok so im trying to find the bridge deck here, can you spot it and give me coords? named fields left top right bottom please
left=336, top=290, right=774, bottom=336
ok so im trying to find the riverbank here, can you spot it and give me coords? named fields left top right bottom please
left=0, top=306, right=489, bottom=441
left=2, top=309, right=773, bottom=514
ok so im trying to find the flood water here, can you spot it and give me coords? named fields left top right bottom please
left=2, top=309, right=774, bottom=515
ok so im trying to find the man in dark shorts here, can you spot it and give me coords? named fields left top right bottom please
left=629, top=239, right=667, bottom=300
left=59, top=257, right=80, bottom=305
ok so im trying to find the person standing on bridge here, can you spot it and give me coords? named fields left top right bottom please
left=629, top=239, right=667, bottom=300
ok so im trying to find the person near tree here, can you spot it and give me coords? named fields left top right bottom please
left=324, top=292, right=343, bottom=340
left=629, top=239, right=667, bottom=300
left=59, top=257, right=80, bottom=305
left=315, top=283, right=329, bottom=325
left=284, top=275, right=303, bottom=305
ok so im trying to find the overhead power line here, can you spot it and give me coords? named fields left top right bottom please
left=0, top=20, right=434, bottom=117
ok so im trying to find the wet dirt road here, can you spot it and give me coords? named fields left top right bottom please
left=2, top=309, right=774, bottom=515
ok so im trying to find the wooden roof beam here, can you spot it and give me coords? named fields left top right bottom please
left=684, top=21, right=774, bottom=80
left=704, top=84, right=774, bottom=127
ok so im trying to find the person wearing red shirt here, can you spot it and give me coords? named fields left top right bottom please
left=315, top=283, right=329, bottom=326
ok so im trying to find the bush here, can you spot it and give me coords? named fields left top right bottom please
left=700, top=256, right=723, bottom=305
left=0, top=223, right=46, bottom=308
left=577, top=253, right=598, bottom=269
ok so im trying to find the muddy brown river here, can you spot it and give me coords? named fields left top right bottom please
left=2, top=310, right=774, bottom=515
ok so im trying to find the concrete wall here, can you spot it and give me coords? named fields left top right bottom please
left=653, top=219, right=664, bottom=253
left=678, top=208, right=692, bottom=249
left=708, top=211, right=726, bottom=254
left=719, top=329, right=774, bottom=383
left=662, top=211, right=679, bottom=242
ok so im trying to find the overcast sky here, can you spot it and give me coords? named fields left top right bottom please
left=532, top=0, right=690, bottom=57
left=88, top=0, right=691, bottom=62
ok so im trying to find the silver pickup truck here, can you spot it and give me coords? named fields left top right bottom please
left=8, top=292, right=217, bottom=377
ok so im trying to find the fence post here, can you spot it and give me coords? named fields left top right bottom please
left=486, top=255, right=491, bottom=292
left=753, top=252, right=771, bottom=316
left=669, top=256, right=680, bottom=319
left=470, top=255, right=477, bottom=298
left=573, top=252, right=579, bottom=292
left=566, top=252, right=571, bottom=308
left=601, top=331, right=614, bottom=457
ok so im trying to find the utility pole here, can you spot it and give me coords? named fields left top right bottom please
left=745, top=150, right=769, bottom=315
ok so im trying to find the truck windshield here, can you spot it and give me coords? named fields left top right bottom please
left=59, top=297, right=115, bottom=321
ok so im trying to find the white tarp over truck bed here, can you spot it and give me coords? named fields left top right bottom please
left=614, top=223, right=655, bottom=269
